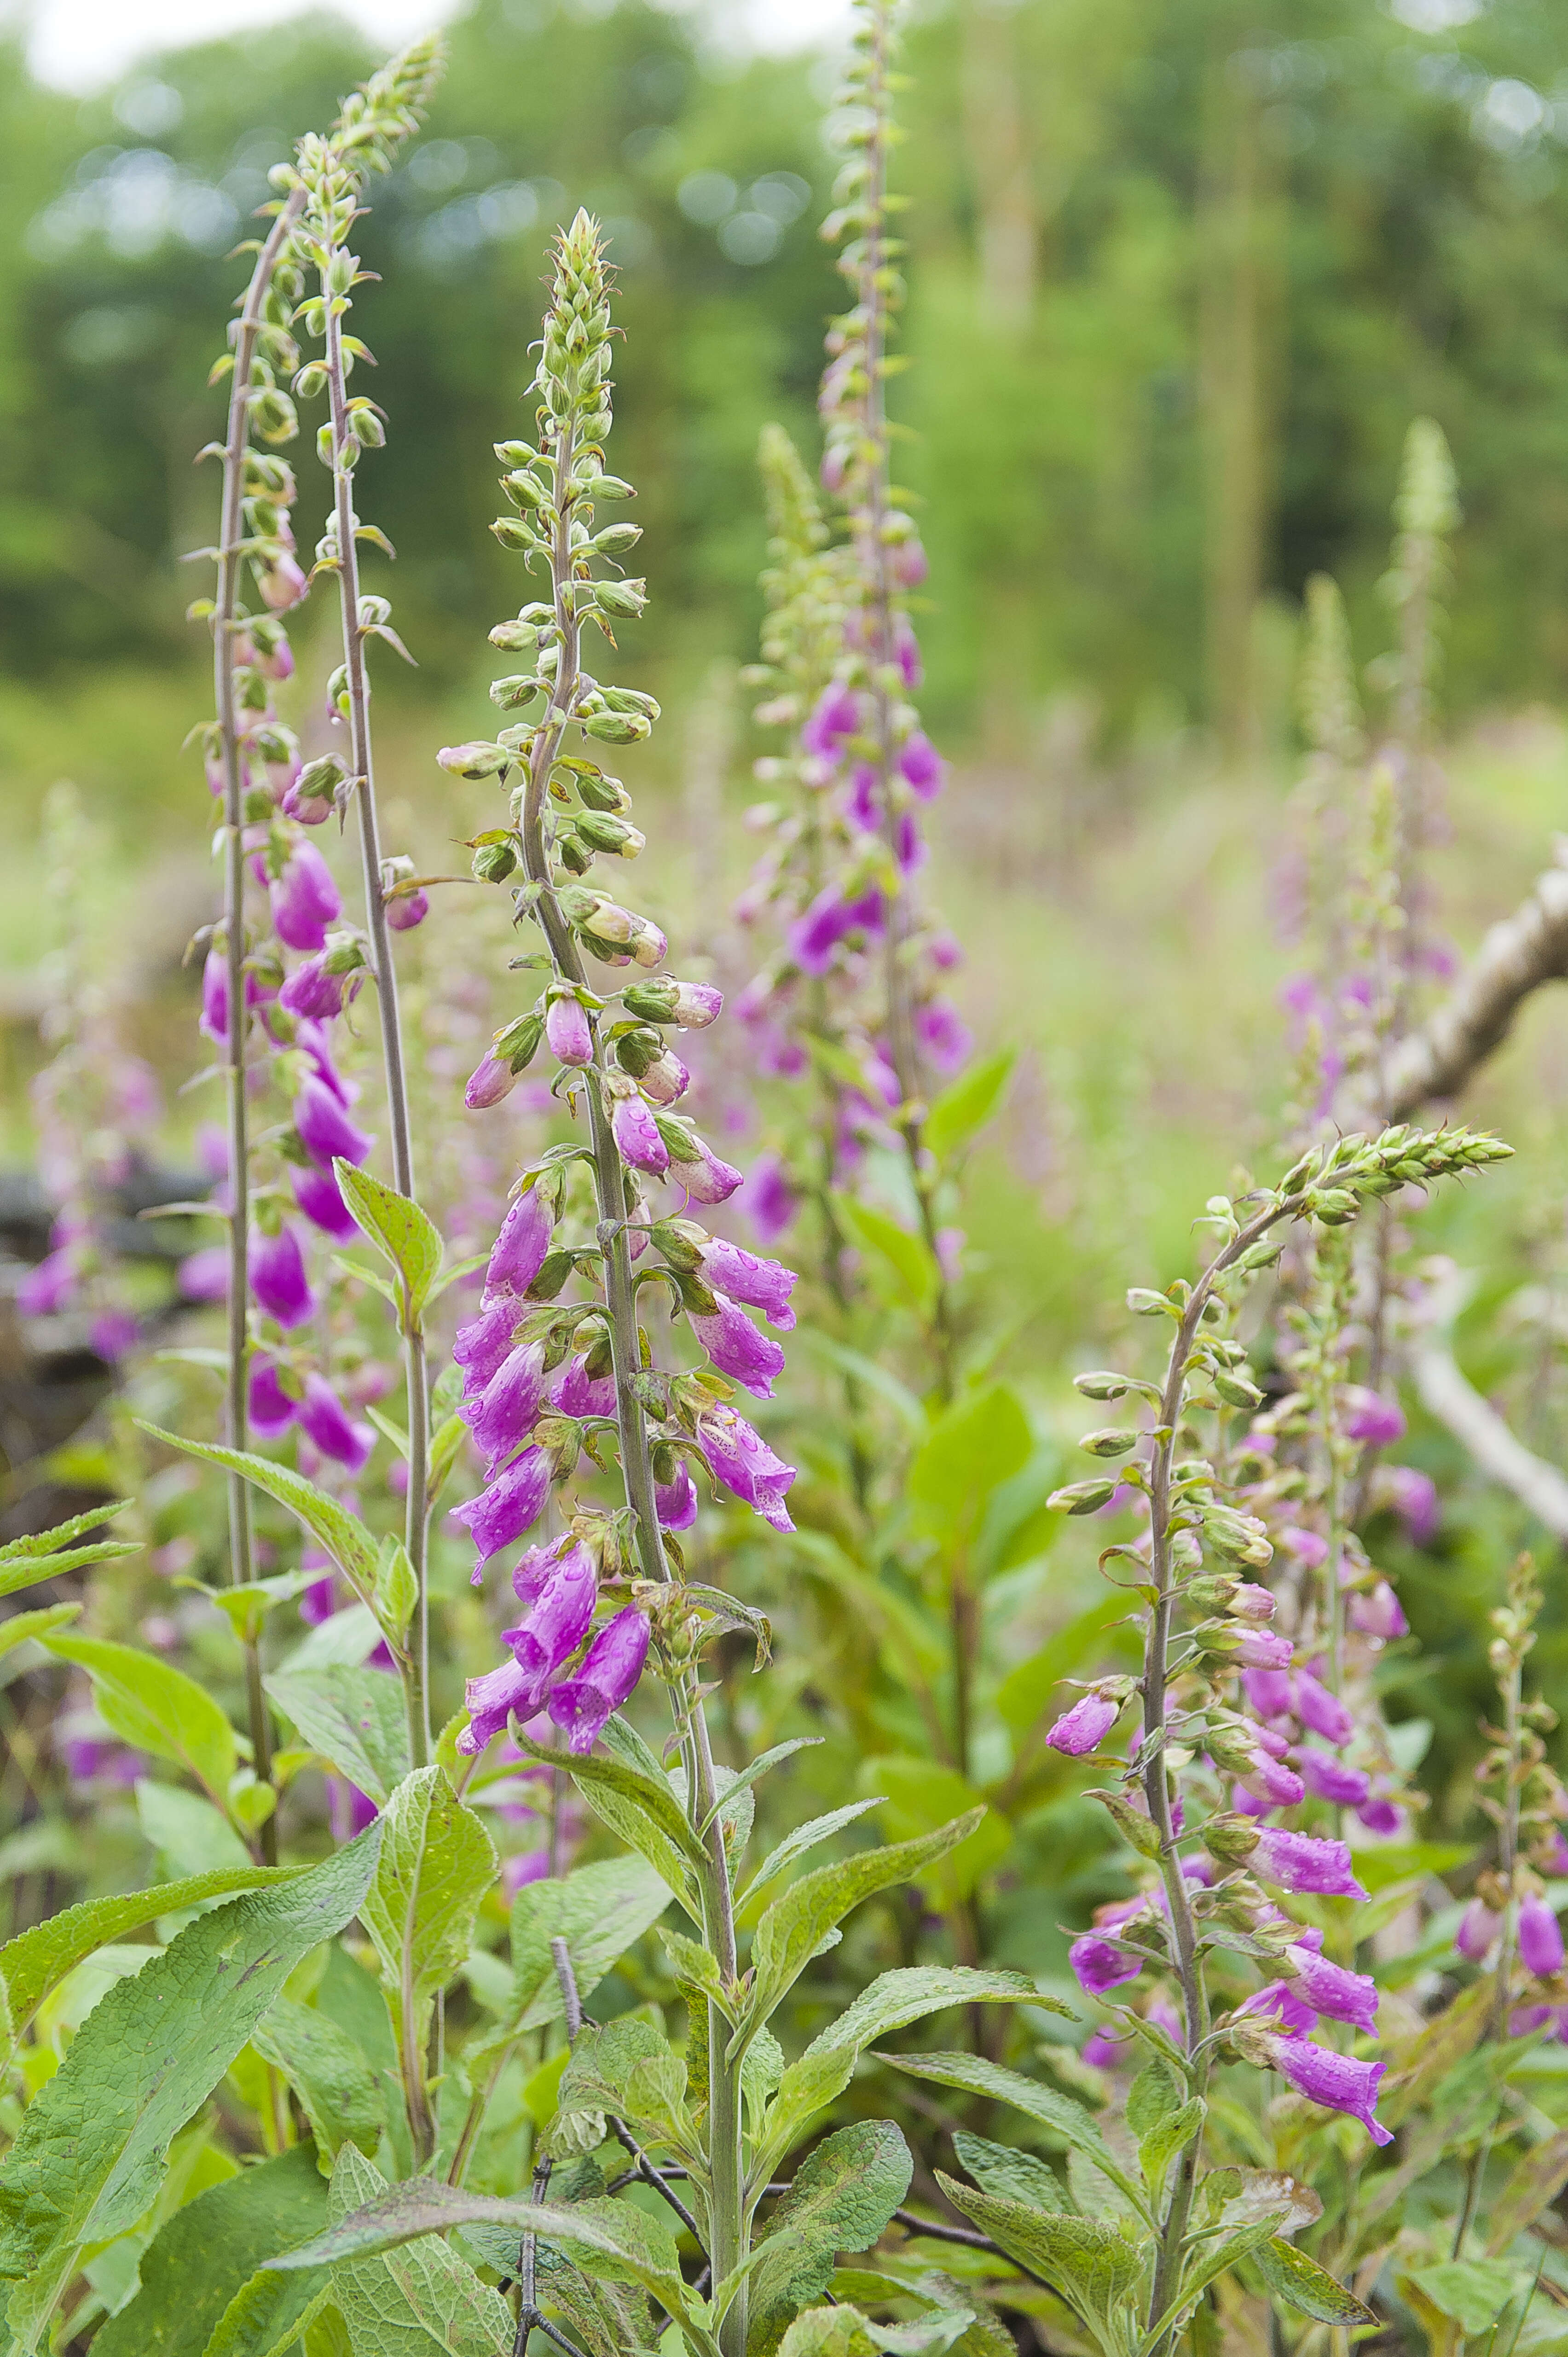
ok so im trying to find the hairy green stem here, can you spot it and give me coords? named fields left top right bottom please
left=214, top=184, right=304, bottom=1864
left=318, top=237, right=430, bottom=1770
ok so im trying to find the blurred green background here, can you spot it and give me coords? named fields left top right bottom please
left=6, top=0, right=1568, bottom=1822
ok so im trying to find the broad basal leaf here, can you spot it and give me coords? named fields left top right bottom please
left=359, top=1770, right=495, bottom=2049
left=265, top=1668, right=411, bottom=1807
left=504, top=1856, right=671, bottom=2035
left=319, top=2146, right=512, bottom=2357
left=0, top=1830, right=380, bottom=2354
left=748, top=2121, right=914, bottom=2357
left=90, top=2143, right=328, bottom=2357
left=39, top=1631, right=236, bottom=1805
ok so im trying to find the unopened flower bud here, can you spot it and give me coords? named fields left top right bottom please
left=438, top=742, right=511, bottom=780
left=473, top=838, right=519, bottom=884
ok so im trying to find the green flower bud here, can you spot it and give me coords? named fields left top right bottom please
left=1080, top=1428, right=1139, bottom=1458
left=472, top=838, right=519, bottom=883
left=576, top=811, right=644, bottom=857
left=1047, top=1478, right=1119, bottom=1516
left=591, top=578, right=648, bottom=620
left=490, top=621, right=541, bottom=656
left=492, top=516, right=541, bottom=553
left=495, top=1011, right=544, bottom=1071
left=574, top=770, right=631, bottom=813
left=490, top=675, right=544, bottom=710
left=1213, top=1371, right=1264, bottom=1411
left=503, top=469, right=551, bottom=511
left=583, top=709, right=651, bottom=745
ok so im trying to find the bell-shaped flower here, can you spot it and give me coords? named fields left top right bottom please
left=486, top=1189, right=554, bottom=1299
left=269, top=842, right=342, bottom=954
left=293, top=1161, right=361, bottom=1242
left=548, top=1609, right=652, bottom=1754
left=690, top=1290, right=786, bottom=1399
left=249, top=1222, right=315, bottom=1328
left=1045, top=1690, right=1121, bottom=1756
left=694, top=1403, right=796, bottom=1532
left=248, top=1358, right=297, bottom=1439
left=1269, top=2038, right=1391, bottom=2145
left=450, top=1444, right=550, bottom=1570
left=297, top=1371, right=374, bottom=1474
left=295, top=1076, right=373, bottom=1171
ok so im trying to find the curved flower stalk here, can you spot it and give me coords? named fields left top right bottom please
left=436, top=212, right=800, bottom=2344
left=1024, top=1122, right=1510, bottom=2354
left=283, top=34, right=445, bottom=1755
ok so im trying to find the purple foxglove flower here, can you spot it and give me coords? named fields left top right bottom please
left=638, top=1052, right=690, bottom=1107
left=656, top=1459, right=699, bottom=1529
left=1229, top=1584, right=1277, bottom=1622
left=295, top=1076, right=374, bottom=1171
left=1146, top=1993, right=1185, bottom=2044
left=1232, top=1627, right=1294, bottom=1671
left=551, top=1354, right=617, bottom=1419
left=249, top=1222, right=315, bottom=1328
left=1243, top=1666, right=1295, bottom=1722
left=669, top=981, right=723, bottom=1027
left=548, top=1609, right=652, bottom=1754
left=1240, top=1749, right=1307, bottom=1809
left=1278, top=1526, right=1329, bottom=1567
left=546, top=994, right=594, bottom=1066
left=249, top=1357, right=297, bottom=1438
left=504, top=1548, right=598, bottom=1686
left=787, top=883, right=860, bottom=977
left=466, top=1052, right=518, bottom=1110
left=1356, top=1797, right=1403, bottom=1836
left=278, top=954, right=356, bottom=1021
left=502, top=1848, right=551, bottom=1895
left=298, top=1372, right=374, bottom=1473
left=694, top=1403, right=796, bottom=1532
left=293, top=1161, right=361, bottom=1241
left=462, top=1341, right=546, bottom=1472
left=890, top=536, right=928, bottom=588
left=696, top=1236, right=798, bottom=1331
left=283, top=773, right=333, bottom=825
left=1383, top=1464, right=1439, bottom=1546
left=270, top=842, right=341, bottom=954
left=1082, top=2028, right=1131, bottom=2069
left=455, top=1299, right=522, bottom=1394
left=1251, top=1826, right=1367, bottom=1900
left=450, top=1444, right=550, bottom=1568
left=386, top=888, right=429, bottom=930
left=1456, top=1897, right=1501, bottom=1961
left=1270, top=2038, right=1391, bottom=2145
left=1521, top=1897, right=1565, bottom=1979
left=845, top=763, right=879, bottom=833
left=915, top=999, right=972, bottom=1074
left=1232, top=1782, right=1276, bottom=1820
left=513, top=1536, right=593, bottom=1610
left=1238, top=1981, right=1318, bottom=2038
left=1543, top=1830, right=1568, bottom=1876
left=258, top=552, right=308, bottom=611
left=690, top=1291, right=787, bottom=1399
left=177, top=1245, right=227, bottom=1303
left=612, top=1091, right=671, bottom=1174
left=1510, top=2002, right=1560, bottom=2037
left=741, top=1152, right=798, bottom=1246
left=18, top=1246, right=77, bottom=1316
left=673, top=1137, right=744, bottom=1204
left=90, top=1310, right=138, bottom=1361
left=1069, top=1934, right=1142, bottom=1997
left=801, top=680, right=859, bottom=757
left=1046, top=1691, right=1120, bottom=1756
left=1348, top=1580, right=1407, bottom=1639
left=1283, top=1944, right=1378, bottom=2032
left=1294, top=1670, right=1354, bottom=1747
left=487, top=1189, right=554, bottom=1298
left=1342, top=1384, right=1406, bottom=1448
left=894, top=616, right=922, bottom=688
left=458, top=1653, right=545, bottom=1754
left=1297, top=1748, right=1370, bottom=1806
left=899, top=730, right=943, bottom=799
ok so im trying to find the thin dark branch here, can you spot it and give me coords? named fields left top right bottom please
left=1385, top=850, right=1568, bottom=1119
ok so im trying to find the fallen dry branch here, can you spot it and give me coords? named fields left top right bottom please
left=1386, top=845, right=1568, bottom=1118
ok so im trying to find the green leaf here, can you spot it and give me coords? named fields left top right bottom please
left=39, top=1632, right=236, bottom=1804
left=739, top=1801, right=885, bottom=1913
left=266, top=1669, right=412, bottom=1807
left=924, top=1049, right=1014, bottom=1165
left=936, top=2176, right=1146, bottom=2333
left=252, top=1997, right=385, bottom=2161
left=835, top=1198, right=940, bottom=1318
left=1142, top=2219, right=1282, bottom=2350
left=876, top=2053, right=1150, bottom=2221
left=862, top=1763, right=1012, bottom=1909
left=908, top=1388, right=1032, bottom=1550
left=1254, top=2238, right=1377, bottom=2327
left=556, top=2019, right=694, bottom=2154
left=0, top=1830, right=381, bottom=2354
left=747, top=2120, right=914, bottom=2357
left=277, top=1605, right=382, bottom=1674
left=0, top=1863, right=307, bottom=2059
left=331, top=1160, right=445, bottom=1325
left=318, top=2146, right=514, bottom=2357
left=203, top=2276, right=336, bottom=2357
left=778, top=2311, right=875, bottom=2357
left=359, top=1769, right=495, bottom=2049
left=949, top=2134, right=1066, bottom=2212
left=1407, top=2262, right=1520, bottom=2337
left=89, top=2143, right=328, bottom=2357
left=743, top=1812, right=987, bottom=2043
left=268, top=2163, right=707, bottom=2349
left=0, top=1602, right=79, bottom=1659
left=805, top=1967, right=1047, bottom=2060
left=698, top=1737, right=822, bottom=1831
left=1125, top=2061, right=1183, bottom=2142
left=1137, top=2098, right=1204, bottom=2198
left=0, top=1497, right=135, bottom=1562
left=503, top=1856, right=671, bottom=2036
left=996, top=1595, right=1131, bottom=1743
left=751, top=2049, right=862, bottom=2188
left=135, top=1422, right=380, bottom=1597
left=1485, top=2129, right=1568, bottom=2254
left=138, top=1779, right=253, bottom=1876
left=513, top=1729, right=705, bottom=1916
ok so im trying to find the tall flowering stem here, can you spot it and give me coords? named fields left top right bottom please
left=440, top=214, right=802, bottom=2353
left=1046, top=1123, right=1509, bottom=2351
left=206, top=177, right=308, bottom=1859
left=292, top=37, right=443, bottom=1761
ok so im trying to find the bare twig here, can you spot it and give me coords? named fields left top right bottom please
left=1385, top=848, right=1568, bottom=1120
left=1412, top=1271, right=1568, bottom=1537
